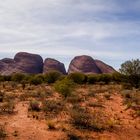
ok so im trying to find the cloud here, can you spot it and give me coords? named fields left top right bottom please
left=0, top=0, right=140, bottom=70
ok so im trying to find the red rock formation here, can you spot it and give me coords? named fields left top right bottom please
left=43, top=58, right=66, bottom=74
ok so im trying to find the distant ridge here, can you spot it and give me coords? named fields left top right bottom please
left=0, top=52, right=116, bottom=75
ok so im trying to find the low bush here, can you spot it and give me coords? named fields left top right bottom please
left=0, top=101, right=15, bottom=114
left=98, top=74, right=112, bottom=84
left=71, top=106, right=106, bottom=131
left=68, top=72, right=87, bottom=84
left=111, top=72, right=123, bottom=83
left=0, top=91, right=4, bottom=102
left=87, top=74, right=99, bottom=84
left=43, top=100, right=63, bottom=115
left=44, top=71, right=62, bottom=84
left=0, top=125, right=6, bottom=139
left=29, top=100, right=41, bottom=111
left=122, top=90, right=140, bottom=112
left=11, top=73, right=26, bottom=82
left=0, top=76, right=4, bottom=82
left=47, top=120, right=56, bottom=130
left=29, top=75, right=44, bottom=85
left=54, top=78, right=75, bottom=98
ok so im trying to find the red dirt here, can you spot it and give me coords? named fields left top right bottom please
left=1, top=102, right=66, bottom=140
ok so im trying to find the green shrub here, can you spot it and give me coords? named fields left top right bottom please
left=0, top=76, right=4, bottom=82
left=87, top=74, right=99, bottom=84
left=112, top=72, right=123, bottom=83
left=98, top=74, right=112, bottom=84
left=68, top=72, right=87, bottom=84
left=29, top=75, right=44, bottom=85
left=3, top=75, right=11, bottom=81
left=128, top=74, right=140, bottom=88
left=44, top=71, right=62, bottom=84
left=119, top=59, right=140, bottom=88
left=11, top=73, right=26, bottom=82
left=54, top=78, right=75, bottom=98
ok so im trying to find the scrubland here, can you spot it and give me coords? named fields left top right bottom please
left=0, top=72, right=139, bottom=140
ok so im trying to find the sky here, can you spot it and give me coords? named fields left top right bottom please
left=0, top=0, right=140, bottom=70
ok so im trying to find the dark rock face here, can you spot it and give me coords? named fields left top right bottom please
left=68, top=55, right=101, bottom=74
left=95, top=60, right=116, bottom=74
left=43, top=58, right=66, bottom=74
left=0, top=61, right=6, bottom=72
left=1, top=58, right=15, bottom=64
left=14, top=52, right=43, bottom=74
left=0, top=52, right=116, bottom=75
left=0, top=60, right=15, bottom=75
left=0, top=52, right=43, bottom=75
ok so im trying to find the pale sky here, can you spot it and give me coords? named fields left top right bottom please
left=0, top=0, right=140, bottom=70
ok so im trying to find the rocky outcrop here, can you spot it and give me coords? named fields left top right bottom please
left=0, top=61, right=7, bottom=72
left=14, top=52, right=43, bottom=74
left=0, top=52, right=116, bottom=75
left=68, top=55, right=101, bottom=74
left=0, top=58, right=17, bottom=75
left=0, top=52, right=43, bottom=75
left=95, top=59, right=116, bottom=73
left=1, top=58, right=15, bottom=64
left=43, top=58, right=66, bottom=74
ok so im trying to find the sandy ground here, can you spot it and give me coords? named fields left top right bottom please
left=1, top=102, right=66, bottom=140
left=0, top=92, right=139, bottom=140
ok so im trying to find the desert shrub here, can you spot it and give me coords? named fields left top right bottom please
left=68, top=72, right=87, bottom=84
left=29, top=75, right=44, bottom=85
left=0, top=101, right=15, bottom=114
left=43, top=100, right=63, bottom=115
left=88, top=102, right=104, bottom=108
left=98, top=74, right=112, bottom=84
left=111, top=72, right=123, bottom=83
left=120, top=59, right=140, bottom=88
left=66, top=94, right=83, bottom=104
left=29, top=91, right=46, bottom=99
left=104, top=94, right=111, bottom=100
left=44, top=71, right=62, bottom=84
left=128, top=74, right=140, bottom=88
left=0, top=75, right=11, bottom=82
left=0, top=76, right=4, bottom=82
left=47, top=120, right=56, bottom=130
left=122, top=83, right=133, bottom=90
left=122, top=90, right=140, bottom=112
left=54, top=78, right=75, bottom=98
left=11, top=73, right=26, bottom=82
left=0, top=91, right=4, bottom=102
left=87, top=74, right=99, bottom=84
left=71, top=106, right=106, bottom=131
left=67, top=132, right=81, bottom=140
left=0, top=125, right=6, bottom=139
left=29, top=100, right=41, bottom=111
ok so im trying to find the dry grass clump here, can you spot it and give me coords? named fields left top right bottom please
left=71, top=105, right=109, bottom=131
left=43, top=100, right=64, bottom=118
left=121, top=90, right=140, bottom=116
left=0, top=101, right=15, bottom=114
left=88, top=102, right=104, bottom=108
left=29, top=100, right=41, bottom=112
left=0, top=125, right=7, bottom=139
left=46, top=120, right=57, bottom=130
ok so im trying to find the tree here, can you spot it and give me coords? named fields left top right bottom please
left=119, top=59, right=140, bottom=88
left=120, top=59, right=140, bottom=75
